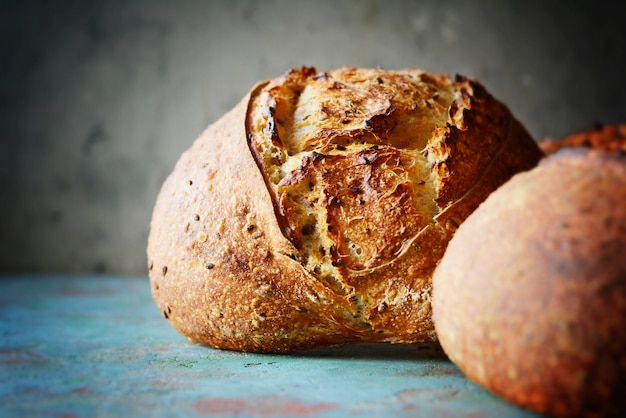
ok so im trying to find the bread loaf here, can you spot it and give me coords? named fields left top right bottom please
left=147, top=66, right=542, bottom=352
left=540, top=123, right=626, bottom=154
left=433, top=149, right=626, bottom=417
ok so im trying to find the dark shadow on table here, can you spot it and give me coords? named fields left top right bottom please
left=291, top=342, right=448, bottom=361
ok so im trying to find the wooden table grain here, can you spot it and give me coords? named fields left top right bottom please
left=0, top=275, right=539, bottom=417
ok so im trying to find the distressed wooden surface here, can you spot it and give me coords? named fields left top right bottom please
left=0, top=275, right=539, bottom=417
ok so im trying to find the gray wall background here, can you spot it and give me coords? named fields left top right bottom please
left=1, top=0, right=625, bottom=275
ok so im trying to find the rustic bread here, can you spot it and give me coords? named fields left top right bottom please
left=147, top=66, right=542, bottom=352
left=540, top=123, right=626, bottom=154
left=433, top=149, right=626, bottom=417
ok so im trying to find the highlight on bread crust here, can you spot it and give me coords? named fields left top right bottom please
left=147, top=66, right=543, bottom=352
left=433, top=149, right=626, bottom=417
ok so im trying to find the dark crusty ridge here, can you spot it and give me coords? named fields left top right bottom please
left=540, top=123, right=626, bottom=155
left=147, top=66, right=543, bottom=352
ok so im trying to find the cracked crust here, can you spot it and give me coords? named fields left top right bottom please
left=147, top=66, right=542, bottom=352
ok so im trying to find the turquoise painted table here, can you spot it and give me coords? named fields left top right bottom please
left=0, top=275, right=539, bottom=417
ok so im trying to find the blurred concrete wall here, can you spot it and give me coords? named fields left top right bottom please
left=1, top=0, right=625, bottom=274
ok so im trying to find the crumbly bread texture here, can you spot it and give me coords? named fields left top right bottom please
left=540, top=123, right=626, bottom=154
left=147, top=66, right=542, bottom=352
left=433, top=150, right=626, bottom=417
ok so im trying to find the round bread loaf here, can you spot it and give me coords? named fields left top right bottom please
left=540, top=123, right=626, bottom=154
left=433, top=150, right=626, bottom=417
left=147, top=66, right=542, bottom=352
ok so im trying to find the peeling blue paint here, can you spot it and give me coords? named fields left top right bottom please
left=0, top=275, right=540, bottom=417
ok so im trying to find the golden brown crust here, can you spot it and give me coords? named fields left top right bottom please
left=540, top=123, right=626, bottom=154
left=147, top=66, right=542, bottom=352
left=433, top=150, right=626, bottom=417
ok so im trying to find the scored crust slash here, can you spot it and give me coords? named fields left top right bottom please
left=146, top=66, right=542, bottom=352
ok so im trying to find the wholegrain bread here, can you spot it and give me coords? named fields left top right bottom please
left=433, top=149, right=626, bottom=417
left=147, top=66, right=542, bottom=352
